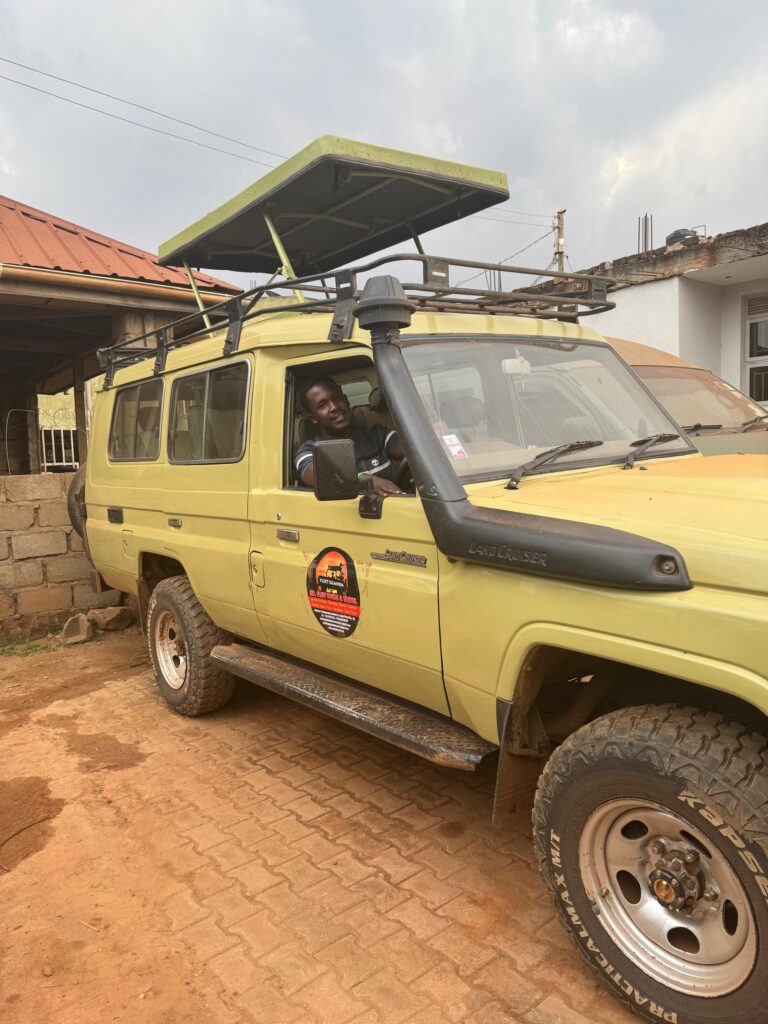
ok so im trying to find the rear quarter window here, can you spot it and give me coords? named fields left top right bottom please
left=108, top=379, right=163, bottom=461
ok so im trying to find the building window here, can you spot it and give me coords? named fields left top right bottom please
left=746, top=297, right=768, bottom=405
left=109, top=379, right=163, bottom=461
left=169, top=362, right=248, bottom=463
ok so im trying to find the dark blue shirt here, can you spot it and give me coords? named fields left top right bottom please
left=295, top=424, right=400, bottom=481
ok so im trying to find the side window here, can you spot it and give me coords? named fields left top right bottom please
left=109, top=379, right=163, bottom=461
left=169, top=363, right=248, bottom=463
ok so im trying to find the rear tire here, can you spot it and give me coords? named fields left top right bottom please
left=147, top=576, right=234, bottom=715
left=533, top=704, right=768, bottom=1024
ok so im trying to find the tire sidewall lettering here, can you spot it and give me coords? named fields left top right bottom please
left=548, top=831, right=679, bottom=1023
left=677, top=787, right=768, bottom=911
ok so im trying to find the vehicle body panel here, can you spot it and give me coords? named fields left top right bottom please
left=608, top=335, right=768, bottom=455
left=85, top=310, right=768, bottom=749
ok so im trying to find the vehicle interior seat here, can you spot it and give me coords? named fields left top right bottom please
left=205, top=377, right=247, bottom=459
left=134, top=404, right=161, bottom=459
left=438, top=395, right=486, bottom=440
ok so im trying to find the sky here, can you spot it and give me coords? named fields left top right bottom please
left=1, top=0, right=767, bottom=285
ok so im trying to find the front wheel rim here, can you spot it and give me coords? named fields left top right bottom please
left=154, top=610, right=188, bottom=690
left=579, top=798, right=757, bottom=996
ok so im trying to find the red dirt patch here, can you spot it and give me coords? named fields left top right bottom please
left=39, top=715, right=146, bottom=772
left=0, top=777, right=64, bottom=873
left=0, top=630, right=147, bottom=742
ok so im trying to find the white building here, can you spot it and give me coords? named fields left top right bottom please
left=582, top=224, right=768, bottom=405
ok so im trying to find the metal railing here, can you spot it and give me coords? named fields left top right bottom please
left=40, top=427, right=79, bottom=471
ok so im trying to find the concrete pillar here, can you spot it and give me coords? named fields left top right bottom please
left=0, top=375, right=38, bottom=475
left=72, top=357, right=88, bottom=465
left=25, top=381, right=41, bottom=474
left=111, top=309, right=174, bottom=350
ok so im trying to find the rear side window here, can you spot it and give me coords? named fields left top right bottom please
left=169, top=363, right=249, bottom=463
left=109, top=379, right=163, bottom=461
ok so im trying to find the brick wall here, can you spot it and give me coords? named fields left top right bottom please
left=0, top=472, right=120, bottom=641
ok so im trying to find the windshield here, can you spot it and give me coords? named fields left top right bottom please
left=634, top=365, right=767, bottom=431
left=401, top=337, right=692, bottom=482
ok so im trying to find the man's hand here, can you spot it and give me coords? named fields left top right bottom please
left=369, top=475, right=405, bottom=497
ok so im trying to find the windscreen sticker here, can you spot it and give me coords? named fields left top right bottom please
left=442, top=433, right=468, bottom=460
left=307, top=547, right=361, bottom=638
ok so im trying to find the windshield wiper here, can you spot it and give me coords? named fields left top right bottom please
left=506, top=440, right=603, bottom=489
left=741, top=413, right=768, bottom=432
left=623, top=433, right=680, bottom=470
left=682, top=422, right=722, bottom=434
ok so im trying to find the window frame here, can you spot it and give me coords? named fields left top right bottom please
left=283, top=354, right=382, bottom=489
left=167, top=358, right=251, bottom=466
left=107, top=377, right=165, bottom=463
left=745, top=314, right=768, bottom=406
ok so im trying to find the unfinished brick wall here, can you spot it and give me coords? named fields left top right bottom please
left=0, top=472, right=119, bottom=641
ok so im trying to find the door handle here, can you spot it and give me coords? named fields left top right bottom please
left=276, top=528, right=300, bottom=542
left=168, top=518, right=182, bottom=528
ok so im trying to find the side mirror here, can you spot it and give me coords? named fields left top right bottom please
left=313, top=439, right=359, bottom=501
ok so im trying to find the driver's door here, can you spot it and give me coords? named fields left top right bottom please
left=251, top=350, right=448, bottom=715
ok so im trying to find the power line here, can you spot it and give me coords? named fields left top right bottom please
left=474, top=214, right=556, bottom=228
left=489, top=206, right=553, bottom=222
left=0, top=56, right=286, bottom=160
left=530, top=255, right=558, bottom=288
left=456, top=228, right=556, bottom=286
left=0, top=74, right=278, bottom=167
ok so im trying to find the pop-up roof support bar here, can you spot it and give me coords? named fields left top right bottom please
left=263, top=211, right=304, bottom=301
left=182, top=260, right=213, bottom=330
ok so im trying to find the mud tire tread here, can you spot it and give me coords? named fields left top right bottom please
left=532, top=703, right=768, bottom=1022
left=147, top=575, right=234, bottom=716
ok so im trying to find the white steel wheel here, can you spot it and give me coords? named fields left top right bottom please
left=579, top=798, right=756, bottom=996
left=153, top=609, right=188, bottom=690
left=146, top=575, right=234, bottom=716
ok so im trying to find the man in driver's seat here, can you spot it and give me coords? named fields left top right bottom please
left=295, top=376, right=405, bottom=496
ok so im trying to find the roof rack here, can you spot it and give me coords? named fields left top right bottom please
left=97, top=252, right=615, bottom=387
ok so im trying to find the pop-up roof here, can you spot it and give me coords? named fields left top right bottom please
left=158, top=135, right=509, bottom=275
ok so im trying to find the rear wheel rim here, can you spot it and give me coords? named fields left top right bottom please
left=154, top=610, right=188, bottom=690
left=579, top=798, right=757, bottom=996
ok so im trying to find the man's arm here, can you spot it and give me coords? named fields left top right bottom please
left=383, top=429, right=405, bottom=461
left=295, top=444, right=315, bottom=487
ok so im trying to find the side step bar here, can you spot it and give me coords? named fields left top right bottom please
left=211, top=643, right=497, bottom=772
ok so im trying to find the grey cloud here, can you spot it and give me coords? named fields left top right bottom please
left=1, top=0, right=767, bottom=278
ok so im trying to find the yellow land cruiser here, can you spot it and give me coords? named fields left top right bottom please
left=72, top=138, right=768, bottom=1024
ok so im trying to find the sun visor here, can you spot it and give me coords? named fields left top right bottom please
left=158, top=135, right=509, bottom=275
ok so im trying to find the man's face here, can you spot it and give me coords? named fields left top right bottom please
left=305, top=381, right=353, bottom=436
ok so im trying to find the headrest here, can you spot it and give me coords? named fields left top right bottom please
left=439, top=395, right=484, bottom=429
left=369, top=387, right=389, bottom=414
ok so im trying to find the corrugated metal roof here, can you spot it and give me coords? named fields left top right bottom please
left=0, top=194, right=237, bottom=292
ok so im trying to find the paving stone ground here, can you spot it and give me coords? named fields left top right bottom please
left=0, top=629, right=634, bottom=1024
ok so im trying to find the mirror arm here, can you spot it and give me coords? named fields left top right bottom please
left=358, top=476, right=383, bottom=520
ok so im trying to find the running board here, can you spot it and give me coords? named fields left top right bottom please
left=211, top=643, right=497, bottom=771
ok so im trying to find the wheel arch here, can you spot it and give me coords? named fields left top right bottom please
left=137, top=551, right=188, bottom=631
left=497, top=625, right=768, bottom=754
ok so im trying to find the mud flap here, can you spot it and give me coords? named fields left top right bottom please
left=492, top=740, right=546, bottom=829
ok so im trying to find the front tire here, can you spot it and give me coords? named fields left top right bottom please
left=147, top=576, right=234, bottom=715
left=533, top=705, right=768, bottom=1024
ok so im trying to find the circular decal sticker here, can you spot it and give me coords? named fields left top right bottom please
left=306, top=547, right=361, bottom=638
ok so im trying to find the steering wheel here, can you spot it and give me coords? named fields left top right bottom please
left=393, top=458, right=414, bottom=492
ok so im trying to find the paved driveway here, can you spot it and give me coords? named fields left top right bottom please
left=0, top=629, right=633, bottom=1024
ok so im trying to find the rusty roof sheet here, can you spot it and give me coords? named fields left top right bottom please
left=0, top=194, right=237, bottom=292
